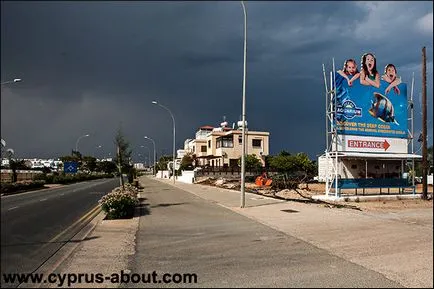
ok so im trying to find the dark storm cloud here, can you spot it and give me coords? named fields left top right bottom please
left=1, top=1, right=432, bottom=160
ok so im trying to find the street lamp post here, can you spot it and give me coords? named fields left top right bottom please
left=138, top=153, right=144, bottom=165
left=1, top=78, right=22, bottom=85
left=75, top=134, right=90, bottom=155
left=140, top=145, right=151, bottom=167
left=1, top=139, right=6, bottom=169
left=144, top=136, right=156, bottom=176
left=152, top=101, right=176, bottom=184
left=96, top=145, right=103, bottom=160
left=240, top=1, right=247, bottom=208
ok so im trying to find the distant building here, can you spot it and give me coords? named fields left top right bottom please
left=177, top=149, right=186, bottom=159
left=23, top=158, right=62, bottom=170
left=183, top=121, right=270, bottom=168
left=134, top=163, right=145, bottom=170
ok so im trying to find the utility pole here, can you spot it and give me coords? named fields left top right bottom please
left=422, top=47, right=428, bottom=200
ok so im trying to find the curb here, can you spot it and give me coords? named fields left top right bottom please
left=18, top=207, right=106, bottom=288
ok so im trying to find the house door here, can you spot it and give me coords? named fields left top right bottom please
left=229, top=159, right=238, bottom=168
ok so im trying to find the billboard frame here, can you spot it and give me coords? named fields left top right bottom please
left=323, top=58, right=416, bottom=197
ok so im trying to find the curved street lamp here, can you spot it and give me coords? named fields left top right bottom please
left=1, top=78, right=22, bottom=85
left=75, top=134, right=90, bottom=154
left=144, top=136, right=156, bottom=176
left=240, top=1, right=247, bottom=208
left=152, top=101, right=176, bottom=184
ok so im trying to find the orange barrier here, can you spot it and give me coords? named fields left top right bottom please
left=255, top=174, right=272, bottom=187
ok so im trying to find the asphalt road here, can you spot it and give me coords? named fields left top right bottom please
left=124, top=178, right=402, bottom=288
left=1, top=178, right=119, bottom=288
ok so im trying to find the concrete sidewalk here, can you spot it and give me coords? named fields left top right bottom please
left=151, top=176, right=433, bottom=288
left=41, top=176, right=432, bottom=288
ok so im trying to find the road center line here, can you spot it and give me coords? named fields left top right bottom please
left=8, top=206, right=19, bottom=211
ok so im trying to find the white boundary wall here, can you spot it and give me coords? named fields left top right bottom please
left=155, top=170, right=170, bottom=179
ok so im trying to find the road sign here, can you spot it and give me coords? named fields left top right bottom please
left=64, top=161, right=78, bottom=173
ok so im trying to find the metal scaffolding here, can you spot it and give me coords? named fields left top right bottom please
left=323, top=59, right=339, bottom=198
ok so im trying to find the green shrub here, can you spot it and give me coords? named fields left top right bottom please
left=0, top=180, right=46, bottom=195
left=98, top=185, right=139, bottom=219
left=34, top=172, right=114, bottom=184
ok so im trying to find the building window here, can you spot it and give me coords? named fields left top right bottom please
left=208, top=140, right=211, bottom=148
left=222, top=136, right=233, bottom=148
left=351, top=164, right=357, bottom=169
left=252, top=139, right=262, bottom=147
left=238, top=135, right=242, bottom=144
left=201, top=145, right=207, bottom=152
left=217, top=136, right=234, bottom=148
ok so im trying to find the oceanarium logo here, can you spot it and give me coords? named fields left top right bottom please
left=337, top=100, right=362, bottom=120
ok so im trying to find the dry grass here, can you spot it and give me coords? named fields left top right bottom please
left=350, top=198, right=433, bottom=212
left=200, top=177, right=433, bottom=212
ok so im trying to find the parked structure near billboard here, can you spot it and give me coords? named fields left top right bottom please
left=320, top=54, right=422, bottom=197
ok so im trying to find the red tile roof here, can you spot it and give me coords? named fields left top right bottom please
left=199, top=125, right=214, bottom=129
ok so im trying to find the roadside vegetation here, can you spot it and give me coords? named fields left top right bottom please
left=1, top=125, right=138, bottom=196
left=98, top=126, right=139, bottom=219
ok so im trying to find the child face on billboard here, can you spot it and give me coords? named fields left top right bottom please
left=365, top=54, right=375, bottom=72
left=386, top=66, right=397, bottom=80
left=346, top=61, right=357, bottom=75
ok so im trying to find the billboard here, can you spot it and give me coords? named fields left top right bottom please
left=333, top=56, right=408, bottom=140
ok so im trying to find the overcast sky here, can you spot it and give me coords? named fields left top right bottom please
left=1, top=1, right=433, bottom=161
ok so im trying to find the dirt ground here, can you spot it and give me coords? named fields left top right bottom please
left=305, top=183, right=433, bottom=212
left=197, top=177, right=433, bottom=212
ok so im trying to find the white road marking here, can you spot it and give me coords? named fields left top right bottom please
left=39, top=198, right=48, bottom=202
left=8, top=206, right=19, bottom=211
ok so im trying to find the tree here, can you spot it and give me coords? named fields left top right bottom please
left=264, top=155, right=273, bottom=170
left=269, top=151, right=316, bottom=178
left=82, top=156, right=97, bottom=172
left=156, top=155, right=172, bottom=171
left=292, top=153, right=317, bottom=189
left=266, top=151, right=317, bottom=191
left=71, top=150, right=82, bottom=159
left=180, top=153, right=194, bottom=170
left=97, top=161, right=118, bottom=174
left=9, top=159, right=30, bottom=183
left=238, top=154, right=262, bottom=171
left=57, top=162, right=63, bottom=172
left=60, top=155, right=80, bottom=163
left=269, top=151, right=296, bottom=172
left=114, top=126, right=132, bottom=188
